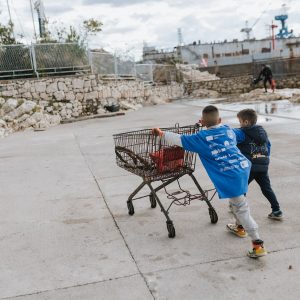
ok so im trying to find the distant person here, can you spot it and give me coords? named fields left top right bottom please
left=253, top=64, right=275, bottom=93
left=152, top=105, right=267, bottom=258
left=233, top=109, right=283, bottom=220
left=265, top=103, right=269, bottom=114
left=270, top=103, right=277, bottom=114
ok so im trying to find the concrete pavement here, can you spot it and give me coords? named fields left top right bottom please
left=0, top=100, right=299, bottom=300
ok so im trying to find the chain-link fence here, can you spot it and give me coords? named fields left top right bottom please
left=135, top=64, right=153, bottom=82
left=1, top=43, right=179, bottom=83
left=90, top=58, right=178, bottom=83
left=0, top=44, right=33, bottom=78
left=135, top=64, right=179, bottom=83
left=253, top=57, right=300, bottom=78
left=89, top=52, right=115, bottom=75
left=0, top=43, right=90, bottom=79
left=34, top=43, right=90, bottom=75
left=89, top=51, right=136, bottom=78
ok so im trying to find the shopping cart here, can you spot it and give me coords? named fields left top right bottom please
left=113, top=124, right=218, bottom=238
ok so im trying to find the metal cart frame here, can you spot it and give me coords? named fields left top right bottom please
left=113, top=124, right=218, bottom=238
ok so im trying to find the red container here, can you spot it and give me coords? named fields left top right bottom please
left=271, top=79, right=276, bottom=91
left=150, top=146, right=184, bottom=173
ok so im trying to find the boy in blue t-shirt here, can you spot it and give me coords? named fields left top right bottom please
left=153, top=105, right=267, bottom=258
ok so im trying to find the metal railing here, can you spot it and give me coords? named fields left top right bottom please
left=0, top=44, right=33, bottom=78
left=253, top=57, right=300, bottom=77
left=89, top=52, right=178, bottom=83
left=0, top=43, right=90, bottom=79
left=89, top=51, right=136, bottom=78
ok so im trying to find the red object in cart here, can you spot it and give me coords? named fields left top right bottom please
left=150, top=146, right=184, bottom=173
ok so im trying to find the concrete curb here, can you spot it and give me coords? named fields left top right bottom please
left=61, top=112, right=125, bottom=124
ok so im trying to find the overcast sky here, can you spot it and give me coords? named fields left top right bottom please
left=1, top=0, right=300, bottom=59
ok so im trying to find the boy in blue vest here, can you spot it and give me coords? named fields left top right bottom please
left=152, top=105, right=267, bottom=258
left=233, top=109, right=283, bottom=220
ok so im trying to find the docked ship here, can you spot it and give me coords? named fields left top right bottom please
left=143, top=7, right=300, bottom=77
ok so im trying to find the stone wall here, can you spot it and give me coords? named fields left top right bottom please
left=0, top=75, right=184, bottom=137
left=0, top=75, right=184, bottom=119
left=185, top=75, right=300, bottom=95
left=2, top=72, right=300, bottom=138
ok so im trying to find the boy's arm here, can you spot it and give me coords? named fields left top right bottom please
left=232, top=128, right=245, bottom=143
left=152, top=128, right=200, bottom=151
left=164, top=132, right=182, bottom=146
left=152, top=128, right=182, bottom=146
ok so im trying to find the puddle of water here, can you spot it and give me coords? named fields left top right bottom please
left=181, top=98, right=300, bottom=125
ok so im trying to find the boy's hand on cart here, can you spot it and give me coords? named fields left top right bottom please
left=195, top=121, right=203, bottom=128
left=152, top=128, right=164, bottom=137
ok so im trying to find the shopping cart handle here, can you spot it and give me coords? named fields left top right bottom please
left=195, top=122, right=203, bottom=129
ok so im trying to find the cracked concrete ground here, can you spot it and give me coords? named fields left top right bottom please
left=0, top=99, right=299, bottom=300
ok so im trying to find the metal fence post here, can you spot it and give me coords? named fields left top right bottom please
left=31, top=44, right=39, bottom=79
left=150, top=64, right=154, bottom=83
left=114, top=53, right=118, bottom=79
left=87, top=49, right=93, bottom=74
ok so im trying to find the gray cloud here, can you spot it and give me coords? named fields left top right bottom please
left=130, top=13, right=153, bottom=22
left=82, top=0, right=158, bottom=6
left=104, top=24, right=137, bottom=34
left=46, top=4, right=74, bottom=15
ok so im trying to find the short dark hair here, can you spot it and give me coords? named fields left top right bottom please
left=202, top=105, right=219, bottom=115
left=202, top=105, right=219, bottom=127
left=237, top=109, right=257, bottom=125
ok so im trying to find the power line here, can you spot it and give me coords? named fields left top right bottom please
left=10, top=0, right=28, bottom=42
left=251, top=0, right=272, bottom=29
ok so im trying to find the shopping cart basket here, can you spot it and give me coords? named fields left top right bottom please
left=113, top=124, right=218, bottom=238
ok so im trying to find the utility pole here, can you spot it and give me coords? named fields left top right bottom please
left=29, top=0, right=37, bottom=42
left=6, top=0, right=16, bottom=41
left=34, top=0, right=47, bottom=39
left=177, top=28, right=183, bottom=62
left=271, top=21, right=278, bottom=50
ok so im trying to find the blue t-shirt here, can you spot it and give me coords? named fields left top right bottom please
left=181, top=125, right=251, bottom=199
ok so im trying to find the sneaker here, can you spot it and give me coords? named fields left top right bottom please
left=268, top=210, right=283, bottom=220
left=247, top=239, right=267, bottom=258
left=226, top=224, right=248, bottom=238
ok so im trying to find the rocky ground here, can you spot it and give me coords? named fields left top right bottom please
left=212, top=87, right=300, bottom=103
left=0, top=98, right=61, bottom=138
left=176, top=64, right=219, bottom=82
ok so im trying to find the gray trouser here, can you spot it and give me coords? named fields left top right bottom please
left=229, top=195, right=260, bottom=240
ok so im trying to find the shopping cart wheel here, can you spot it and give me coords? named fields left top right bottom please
left=127, top=201, right=135, bottom=215
left=209, top=207, right=218, bottom=224
left=149, top=194, right=157, bottom=208
left=166, top=221, right=176, bottom=238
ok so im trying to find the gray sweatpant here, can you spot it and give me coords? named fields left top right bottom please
left=229, top=195, right=260, bottom=240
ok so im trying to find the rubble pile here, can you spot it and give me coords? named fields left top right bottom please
left=176, top=64, right=219, bottom=82
left=0, top=98, right=61, bottom=138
